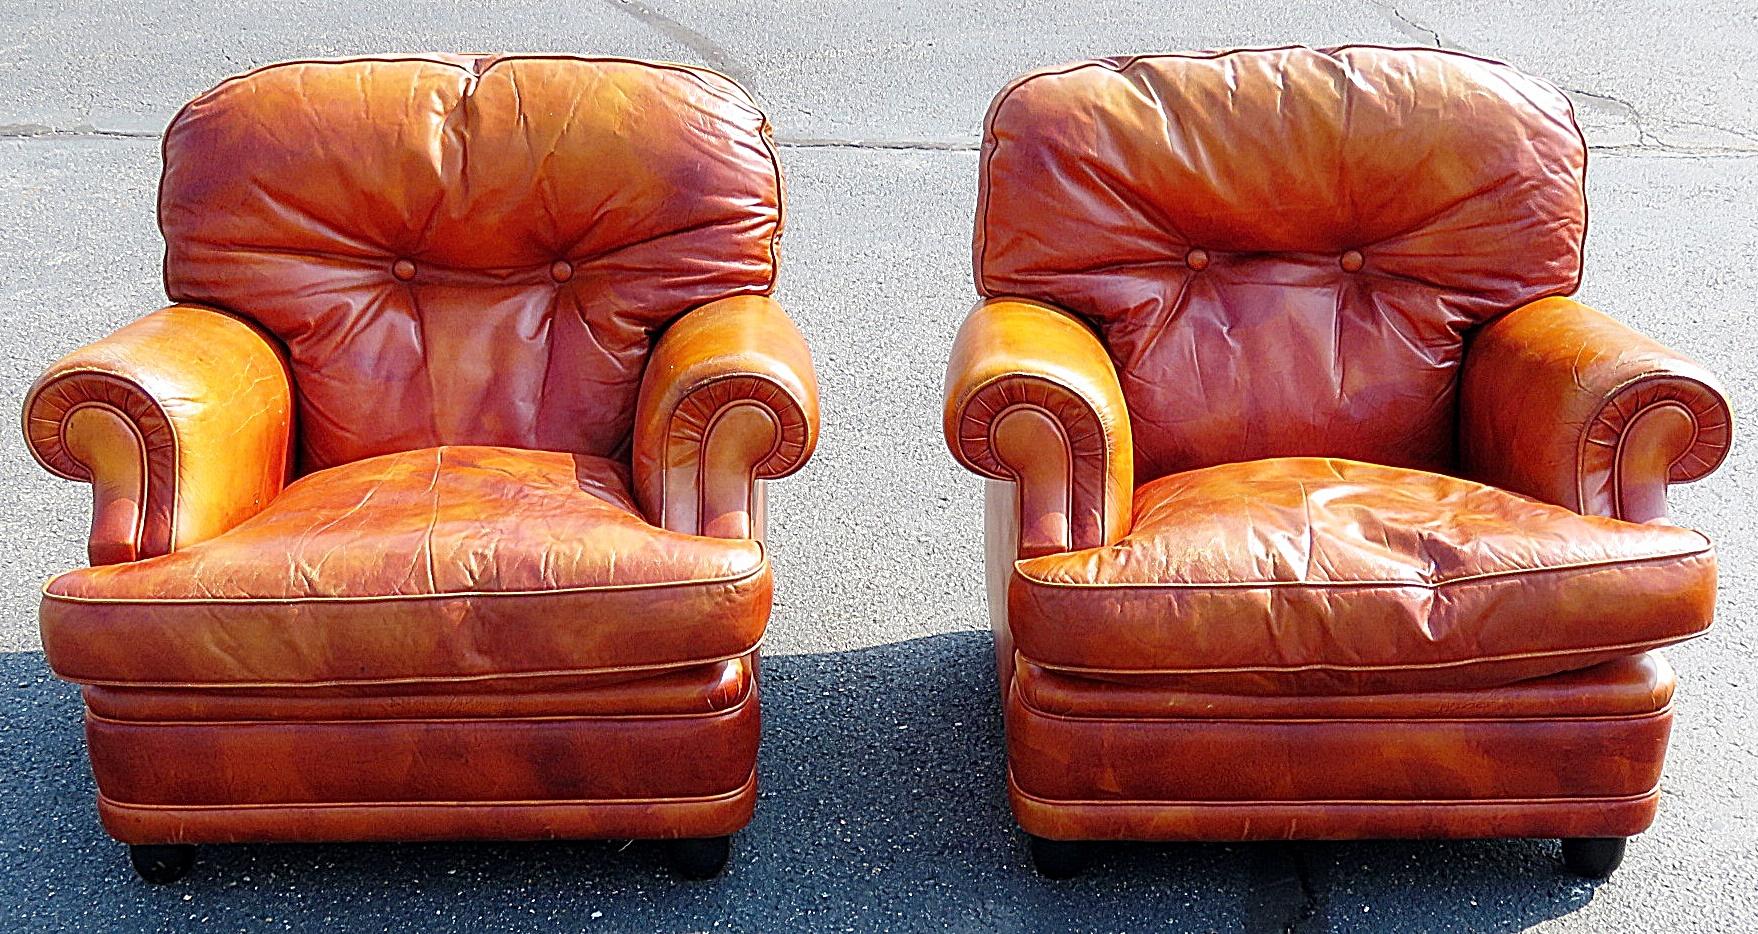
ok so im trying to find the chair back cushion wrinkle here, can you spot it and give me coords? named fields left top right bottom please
left=976, top=46, right=1588, bottom=482
left=159, top=54, right=783, bottom=472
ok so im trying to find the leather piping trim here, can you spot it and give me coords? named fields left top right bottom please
left=1013, top=537, right=1711, bottom=589
left=98, top=771, right=757, bottom=812
left=1006, top=772, right=1661, bottom=809
left=699, top=400, right=772, bottom=536
left=954, top=371, right=1110, bottom=551
left=24, top=369, right=181, bottom=552
left=44, top=551, right=767, bottom=606
left=84, top=687, right=752, bottom=727
left=1612, top=400, right=1694, bottom=519
left=976, top=45, right=1588, bottom=300
left=1010, top=685, right=1673, bottom=725
left=1583, top=372, right=1731, bottom=513
left=1019, top=629, right=1708, bottom=679
left=59, top=640, right=764, bottom=690
left=56, top=401, right=151, bottom=553
left=994, top=401, right=1076, bottom=553
left=658, top=370, right=799, bottom=530
left=159, top=54, right=783, bottom=301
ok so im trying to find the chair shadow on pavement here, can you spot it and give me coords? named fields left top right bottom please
left=2, top=635, right=1607, bottom=933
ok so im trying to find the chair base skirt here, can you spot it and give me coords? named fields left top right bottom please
left=1004, top=653, right=1674, bottom=844
left=1008, top=780, right=1658, bottom=843
left=79, top=655, right=761, bottom=846
left=97, top=775, right=756, bottom=845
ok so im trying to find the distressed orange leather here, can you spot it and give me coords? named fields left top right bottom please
left=948, top=46, right=1733, bottom=850
left=1011, top=458, right=1715, bottom=694
left=944, top=298, right=1132, bottom=557
left=977, top=47, right=1588, bottom=484
left=1007, top=656, right=1674, bottom=843
left=23, top=304, right=293, bottom=564
left=1461, top=296, right=1732, bottom=523
left=24, top=56, right=814, bottom=851
left=160, top=54, right=782, bottom=473
left=635, top=295, right=819, bottom=538
left=42, top=446, right=771, bottom=687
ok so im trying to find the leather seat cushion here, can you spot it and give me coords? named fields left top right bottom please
left=41, top=446, right=771, bottom=687
left=1008, top=457, right=1715, bottom=694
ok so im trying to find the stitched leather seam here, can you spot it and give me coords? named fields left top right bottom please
left=1011, top=689, right=1673, bottom=725
left=696, top=400, right=776, bottom=537
left=97, top=771, right=757, bottom=812
left=660, top=370, right=800, bottom=529
left=1006, top=773, right=1660, bottom=809
left=44, top=552, right=767, bottom=606
left=59, top=642, right=765, bottom=690
left=84, top=689, right=753, bottom=727
left=1019, top=627, right=1709, bottom=678
left=1014, top=540, right=1711, bottom=590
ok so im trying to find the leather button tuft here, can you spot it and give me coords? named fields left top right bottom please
left=1340, top=250, right=1365, bottom=273
left=391, top=258, right=417, bottom=281
left=1185, top=248, right=1210, bottom=271
left=550, top=260, right=574, bottom=283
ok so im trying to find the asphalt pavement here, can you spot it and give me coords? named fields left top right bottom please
left=1, top=2, right=1755, bottom=931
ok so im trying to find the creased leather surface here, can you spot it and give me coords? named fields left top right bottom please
left=84, top=656, right=753, bottom=721
left=159, top=55, right=782, bottom=472
left=42, top=446, right=770, bottom=687
left=944, top=298, right=1132, bottom=554
left=23, top=304, right=293, bottom=562
left=1462, top=296, right=1733, bottom=521
left=99, top=777, right=757, bottom=845
left=1011, top=458, right=1715, bottom=694
left=634, top=295, right=819, bottom=537
left=87, top=692, right=758, bottom=806
left=1013, top=653, right=1675, bottom=720
left=976, top=47, right=1587, bottom=482
left=91, top=659, right=760, bottom=844
left=1005, top=653, right=1672, bottom=841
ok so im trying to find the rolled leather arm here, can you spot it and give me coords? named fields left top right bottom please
left=633, top=295, right=819, bottom=539
left=1460, top=296, right=1732, bottom=523
left=23, top=304, right=294, bottom=565
left=943, top=298, right=1133, bottom=557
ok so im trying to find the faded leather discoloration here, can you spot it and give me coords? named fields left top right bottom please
left=1461, top=296, right=1732, bottom=522
left=1010, top=458, right=1715, bottom=694
left=25, top=57, right=810, bottom=848
left=24, top=304, right=294, bottom=563
left=160, top=55, right=783, bottom=473
left=948, top=47, right=1732, bottom=847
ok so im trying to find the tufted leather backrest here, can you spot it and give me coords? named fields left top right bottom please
left=160, top=55, right=782, bottom=472
left=976, top=46, right=1587, bottom=483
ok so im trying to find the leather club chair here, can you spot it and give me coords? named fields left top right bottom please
left=23, top=55, right=817, bottom=883
left=944, top=46, right=1732, bottom=880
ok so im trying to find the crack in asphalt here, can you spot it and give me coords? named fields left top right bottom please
left=774, top=136, right=980, bottom=152
left=1381, top=2, right=1444, bottom=46
left=0, top=123, right=157, bottom=139
left=1243, top=844, right=1325, bottom=933
left=6, top=124, right=1753, bottom=158
left=601, top=0, right=756, bottom=94
left=1371, top=2, right=1758, bottom=156
left=7, top=4, right=1757, bottom=163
